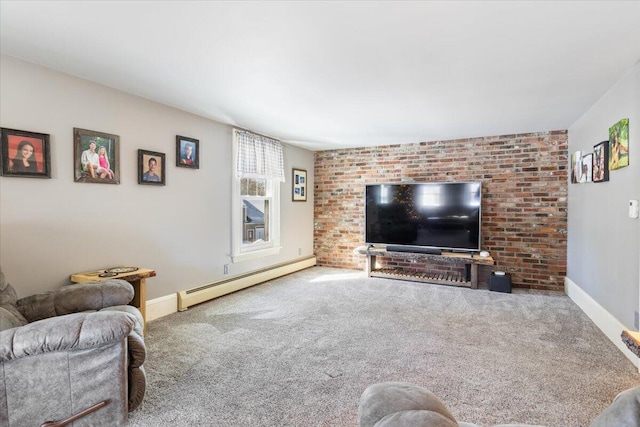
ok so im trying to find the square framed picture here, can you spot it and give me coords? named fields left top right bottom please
left=292, top=168, right=307, bottom=201
left=74, top=127, right=119, bottom=184
left=138, top=149, right=166, bottom=186
left=609, top=118, right=629, bottom=171
left=1, top=127, right=51, bottom=178
left=593, top=140, right=609, bottom=183
left=176, top=135, right=199, bottom=169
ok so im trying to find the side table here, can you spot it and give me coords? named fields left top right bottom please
left=70, top=267, right=156, bottom=335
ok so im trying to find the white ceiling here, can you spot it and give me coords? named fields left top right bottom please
left=1, top=1, right=639, bottom=151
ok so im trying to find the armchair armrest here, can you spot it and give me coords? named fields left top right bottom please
left=0, top=311, right=135, bottom=362
left=16, top=280, right=134, bottom=323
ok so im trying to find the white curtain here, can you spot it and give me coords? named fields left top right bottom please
left=235, top=129, right=285, bottom=182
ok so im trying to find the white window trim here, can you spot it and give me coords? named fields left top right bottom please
left=231, top=131, right=281, bottom=263
left=232, top=246, right=283, bottom=263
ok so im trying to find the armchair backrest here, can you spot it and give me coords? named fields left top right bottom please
left=0, top=268, right=27, bottom=331
left=16, top=279, right=135, bottom=323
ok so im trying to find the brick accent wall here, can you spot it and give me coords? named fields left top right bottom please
left=314, top=131, right=568, bottom=290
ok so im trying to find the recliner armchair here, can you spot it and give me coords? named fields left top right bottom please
left=0, top=267, right=146, bottom=426
left=358, top=382, right=640, bottom=427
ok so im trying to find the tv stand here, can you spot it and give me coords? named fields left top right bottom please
left=356, top=246, right=494, bottom=289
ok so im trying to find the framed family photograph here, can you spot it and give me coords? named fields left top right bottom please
left=1, top=127, right=51, bottom=178
left=292, top=168, right=307, bottom=201
left=138, top=149, right=166, bottom=186
left=74, top=127, right=119, bottom=184
left=176, top=135, right=199, bottom=169
left=593, top=140, right=609, bottom=183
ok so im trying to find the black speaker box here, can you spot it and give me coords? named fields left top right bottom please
left=490, top=272, right=511, bottom=293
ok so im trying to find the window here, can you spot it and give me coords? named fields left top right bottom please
left=232, top=129, right=284, bottom=262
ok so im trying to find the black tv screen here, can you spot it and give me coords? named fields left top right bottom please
left=365, top=182, right=481, bottom=252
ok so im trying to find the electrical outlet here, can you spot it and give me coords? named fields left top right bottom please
left=224, top=264, right=229, bottom=275
left=298, top=248, right=302, bottom=255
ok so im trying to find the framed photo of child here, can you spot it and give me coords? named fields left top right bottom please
left=0, top=127, right=51, bottom=178
left=176, top=135, right=199, bottom=169
left=138, top=149, right=166, bottom=186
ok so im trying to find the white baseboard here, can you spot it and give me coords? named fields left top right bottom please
left=177, top=256, right=317, bottom=311
left=145, top=256, right=317, bottom=321
left=565, top=276, right=639, bottom=369
left=146, top=293, right=178, bottom=322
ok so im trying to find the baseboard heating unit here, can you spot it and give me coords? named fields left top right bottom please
left=177, top=255, right=317, bottom=311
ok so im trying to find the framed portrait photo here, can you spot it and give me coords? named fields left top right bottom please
left=176, top=135, right=199, bottom=169
left=1, top=127, right=51, bottom=178
left=292, top=168, right=307, bottom=201
left=593, top=140, right=609, bottom=183
left=74, top=127, right=120, bottom=184
left=138, top=149, right=166, bottom=186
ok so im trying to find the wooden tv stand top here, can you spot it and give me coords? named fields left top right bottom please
left=355, top=246, right=495, bottom=264
left=355, top=246, right=494, bottom=288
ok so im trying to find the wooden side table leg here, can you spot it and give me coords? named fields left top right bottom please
left=366, top=255, right=376, bottom=277
left=470, top=264, right=478, bottom=289
left=129, top=278, right=147, bottom=336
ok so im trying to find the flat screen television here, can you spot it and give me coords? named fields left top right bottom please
left=365, top=182, right=481, bottom=253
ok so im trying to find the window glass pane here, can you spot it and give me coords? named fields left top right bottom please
left=240, top=178, right=267, bottom=196
left=248, top=179, right=257, bottom=196
left=241, top=178, right=249, bottom=196
left=242, top=198, right=270, bottom=245
left=256, top=179, right=266, bottom=196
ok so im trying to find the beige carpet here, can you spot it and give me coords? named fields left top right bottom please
left=127, top=266, right=639, bottom=426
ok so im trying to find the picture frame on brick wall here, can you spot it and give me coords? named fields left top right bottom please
left=570, top=150, right=582, bottom=184
left=593, top=140, right=609, bottom=183
left=580, top=153, right=593, bottom=183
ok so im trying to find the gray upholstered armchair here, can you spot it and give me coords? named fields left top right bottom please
left=359, top=382, right=640, bottom=427
left=0, top=267, right=146, bottom=426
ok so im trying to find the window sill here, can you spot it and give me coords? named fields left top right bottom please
left=232, top=246, right=282, bottom=263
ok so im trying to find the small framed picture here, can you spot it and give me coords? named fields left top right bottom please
left=74, top=128, right=119, bottom=184
left=176, top=135, right=199, bottom=169
left=580, top=153, right=593, bottom=183
left=570, top=150, right=582, bottom=184
left=593, top=140, right=609, bottom=183
left=1, top=128, right=51, bottom=178
left=138, top=149, right=166, bottom=185
left=292, top=168, right=307, bottom=201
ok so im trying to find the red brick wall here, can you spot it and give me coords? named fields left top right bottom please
left=313, top=131, right=568, bottom=290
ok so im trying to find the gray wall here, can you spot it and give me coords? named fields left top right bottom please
left=0, top=55, right=315, bottom=300
left=567, top=62, right=640, bottom=329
